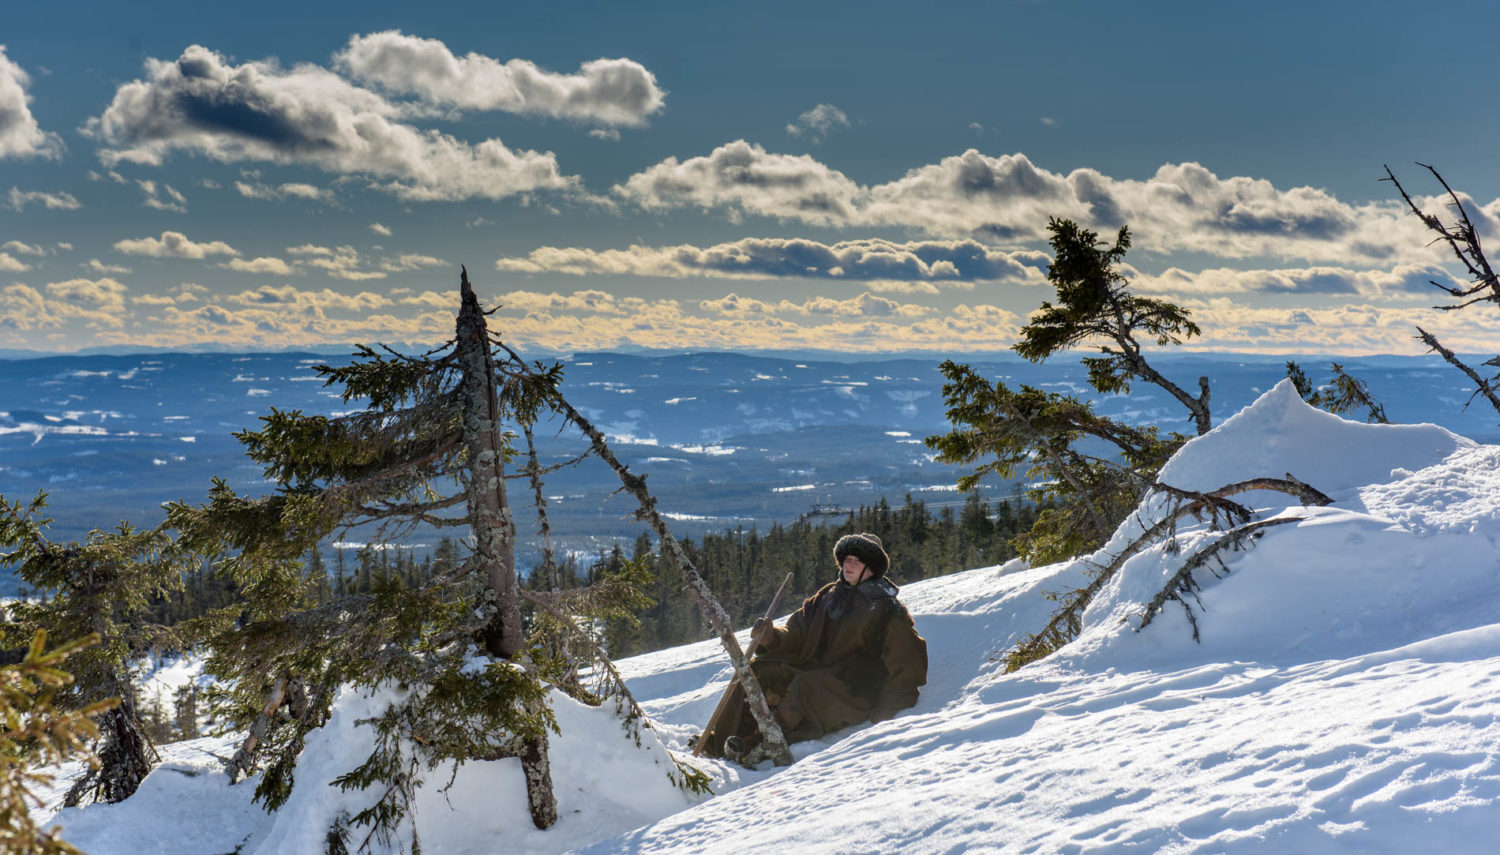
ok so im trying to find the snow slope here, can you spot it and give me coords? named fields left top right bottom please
left=44, top=381, right=1500, bottom=853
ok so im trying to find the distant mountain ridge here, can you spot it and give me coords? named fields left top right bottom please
left=1, top=349, right=1495, bottom=594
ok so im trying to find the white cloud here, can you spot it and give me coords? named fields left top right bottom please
left=114, top=230, right=239, bottom=258
left=86, top=45, right=576, bottom=202
left=333, top=31, right=665, bottom=127
left=699, top=291, right=931, bottom=319
left=786, top=103, right=849, bottom=143
left=85, top=259, right=132, bottom=275
left=615, top=140, right=863, bottom=226
left=589, top=128, right=621, bottom=142
left=222, top=256, right=295, bottom=275
left=287, top=243, right=386, bottom=280
left=379, top=253, right=446, bottom=273
left=2, top=240, right=44, bottom=256
left=8, top=187, right=80, bottom=210
left=495, top=236, right=1048, bottom=287
left=369, top=222, right=393, bottom=236
left=0, top=47, right=63, bottom=159
left=40, top=277, right=128, bottom=326
left=173, top=282, right=209, bottom=301
left=1131, top=263, right=1448, bottom=301
left=137, top=179, right=188, bottom=212
left=0, top=284, right=59, bottom=330
left=279, top=182, right=324, bottom=199
left=0, top=253, right=30, bottom=272
left=226, top=284, right=391, bottom=312
left=234, top=172, right=331, bottom=202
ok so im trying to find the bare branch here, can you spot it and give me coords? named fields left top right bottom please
left=1002, top=474, right=1330, bottom=671
left=1416, top=326, right=1500, bottom=416
left=1137, top=516, right=1301, bottom=639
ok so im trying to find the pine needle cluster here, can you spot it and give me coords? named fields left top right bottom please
left=0, top=630, right=115, bottom=855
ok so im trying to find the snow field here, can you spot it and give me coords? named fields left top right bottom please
left=43, top=381, right=1500, bottom=853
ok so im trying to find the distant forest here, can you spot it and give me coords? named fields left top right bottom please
left=131, top=491, right=1038, bottom=659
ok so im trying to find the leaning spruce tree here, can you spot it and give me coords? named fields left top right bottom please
left=929, top=218, right=1207, bottom=564
left=930, top=217, right=1334, bottom=669
left=168, top=269, right=755, bottom=847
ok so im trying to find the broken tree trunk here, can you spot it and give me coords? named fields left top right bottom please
left=538, top=384, right=795, bottom=766
left=456, top=268, right=556, bottom=827
left=456, top=266, right=524, bottom=660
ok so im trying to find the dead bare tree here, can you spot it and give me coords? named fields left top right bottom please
left=1385, top=164, right=1500, bottom=418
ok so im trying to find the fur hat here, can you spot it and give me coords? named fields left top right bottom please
left=834, top=532, right=890, bottom=578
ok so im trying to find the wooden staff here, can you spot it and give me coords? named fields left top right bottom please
left=692, top=571, right=795, bottom=757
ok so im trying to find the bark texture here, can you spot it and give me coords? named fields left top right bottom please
left=456, top=268, right=523, bottom=660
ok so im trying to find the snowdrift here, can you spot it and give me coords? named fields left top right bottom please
left=48, top=381, right=1500, bottom=853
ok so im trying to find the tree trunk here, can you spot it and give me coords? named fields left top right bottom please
left=455, top=268, right=524, bottom=659
left=544, top=390, right=795, bottom=766
left=456, top=269, right=558, bottom=828
left=227, top=677, right=286, bottom=783
left=519, top=723, right=558, bottom=829
left=66, top=689, right=155, bottom=805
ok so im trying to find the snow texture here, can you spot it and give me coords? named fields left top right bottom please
left=39, top=381, right=1500, bottom=853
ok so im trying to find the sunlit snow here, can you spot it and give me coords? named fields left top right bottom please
left=39, top=381, right=1500, bottom=853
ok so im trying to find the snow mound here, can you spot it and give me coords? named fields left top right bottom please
left=1156, top=379, right=1472, bottom=506
left=251, top=683, right=698, bottom=854
left=52, top=681, right=700, bottom=855
left=591, top=387, right=1500, bottom=853
left=1062, top=381, right=1500, bottom=667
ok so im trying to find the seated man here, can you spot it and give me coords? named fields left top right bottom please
left=703, top=532, right=928, bottom=765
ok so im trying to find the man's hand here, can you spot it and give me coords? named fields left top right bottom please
left=750, top=617, right=774, bottom=647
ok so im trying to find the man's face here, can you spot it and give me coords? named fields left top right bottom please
left=841, top=554, right=871, bottom=586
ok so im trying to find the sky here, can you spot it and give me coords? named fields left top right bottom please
left=5, top=0, right=1500, bottom=356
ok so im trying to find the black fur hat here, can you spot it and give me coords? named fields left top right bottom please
left=834, top=532, right=890, bottom=578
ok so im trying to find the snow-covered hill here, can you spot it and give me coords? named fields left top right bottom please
left=41, top=381, right=1500, bottom=853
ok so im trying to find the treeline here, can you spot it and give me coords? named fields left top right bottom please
left=110, top=491, right=1036, bottom=663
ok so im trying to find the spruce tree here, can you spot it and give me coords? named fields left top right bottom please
left=167, top=270, right=570, bottom=833
left=927, top=217, right=1339, bottom=668
left=165, top=269, right=713, bottom=839
left=0, top=493, right=186, bottom=806
left=927, top=218, right=1198, bottom=564
left=1285, top=361, right=1390, bottom=424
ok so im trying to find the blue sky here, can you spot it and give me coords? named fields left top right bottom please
left=3, top=0, right=1499, bottom=355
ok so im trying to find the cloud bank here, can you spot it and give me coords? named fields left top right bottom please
left=614, top=143, right=1453, bottom=266
left=86, top=45, right=576, bottom=201
left=495, top=236, right=1049, bottom=292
